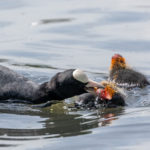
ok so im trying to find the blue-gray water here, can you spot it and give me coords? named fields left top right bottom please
left=1, top=0, right=150, bottom=149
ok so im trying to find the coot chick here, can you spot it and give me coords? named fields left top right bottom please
left=75, top=81, right=126, bottom=109
left=109, top=54, right=149, bottom=88
left=0, top=66, right=103, bottom=104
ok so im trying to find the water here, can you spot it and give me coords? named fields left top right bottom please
left=0, top=0, right=150, bottom=149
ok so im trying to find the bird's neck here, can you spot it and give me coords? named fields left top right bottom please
left=32, top=82, right=63, bottom=104
left=110, top=65, right=125, bottom=74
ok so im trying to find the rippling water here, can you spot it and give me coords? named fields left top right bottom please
left=1, top=0, right=150, bottom=149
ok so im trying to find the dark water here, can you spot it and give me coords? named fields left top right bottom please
left=1, top=0, right=150, bottom=149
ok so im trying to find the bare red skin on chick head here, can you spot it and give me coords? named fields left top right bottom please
left=96, top=88, right=112, bottom=100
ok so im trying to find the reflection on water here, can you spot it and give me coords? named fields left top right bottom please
left=0, top=102, right=124, bottom=148
left=32, top=18, right=73, bottom=26
left=12, top=63, right=59, bottom=70
left=97, top=107, right=124, bottom=126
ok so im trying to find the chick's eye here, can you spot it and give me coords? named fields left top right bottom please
left=120, top=60, right=124, bottom=63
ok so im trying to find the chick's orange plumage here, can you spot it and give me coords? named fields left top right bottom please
left=100, top=85, right=115, bottom=100
left=110, top=54, right=127, bottom=71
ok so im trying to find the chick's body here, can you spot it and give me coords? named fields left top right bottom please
left=109, top=54, right=149, bottom=88
left=75, top=81, right=126, bottom=108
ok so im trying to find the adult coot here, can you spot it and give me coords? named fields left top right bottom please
left=0, top=66, right=103, bottom=104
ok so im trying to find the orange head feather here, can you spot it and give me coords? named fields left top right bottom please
left=110, top=54, right=126, bottom=71
left=100, top=85, right=116, bottom=100
left=96, top=81, right=125, bottom=100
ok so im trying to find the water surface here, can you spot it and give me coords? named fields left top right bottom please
left=1, top=0, right=150, bottom=149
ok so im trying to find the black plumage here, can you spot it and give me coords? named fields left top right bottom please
left=109, top=54, right=149, bottom=88
left=75, top=92, right=125, bottom=109
left=33, top=69, right=88, bottom=104
left=110, top=68, right=149, bottom=88
left=0, top=66, right=100, bottom=104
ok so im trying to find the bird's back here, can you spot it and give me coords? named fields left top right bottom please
left=109, top=68, right=149, bottom=88
left=0, top=65, right=38, bottom=101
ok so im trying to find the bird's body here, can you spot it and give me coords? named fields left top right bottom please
left=75, top=93, right=96, bottom=108
left=0, top=65, right=38, bottom=101
left=109, top=68, right=149, bottom=88
left=0, top=66, right=102, bottom=104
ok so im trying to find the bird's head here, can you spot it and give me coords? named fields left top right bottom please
left=95, top=81, right=126, bottom=107
left=96, top=83, right=116, bottom=100
left=39, top=69, right=104, bottom=102
left=73, top=69, right=104, bottom=94
left=110, top=54, right=127, bottom=71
